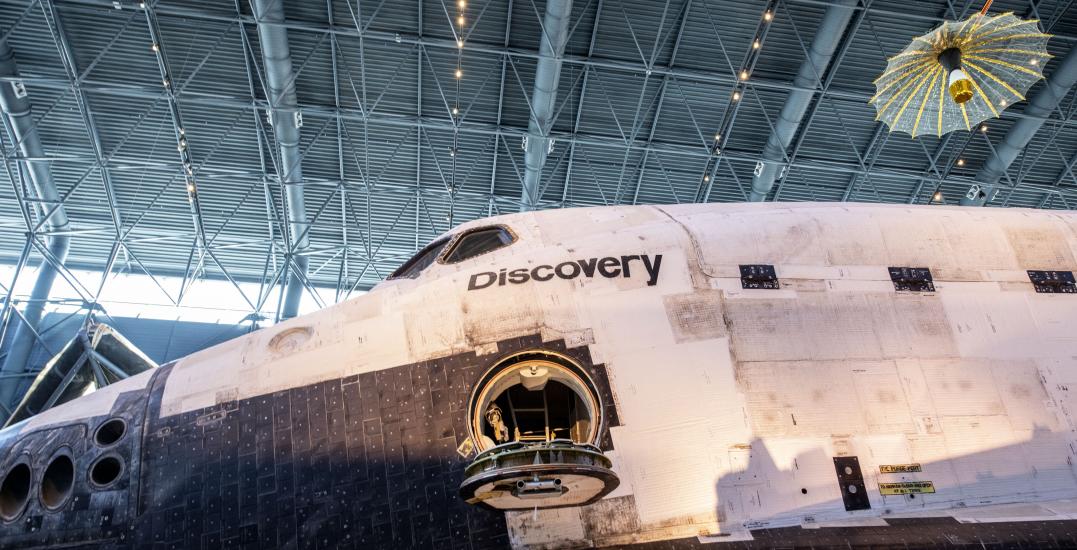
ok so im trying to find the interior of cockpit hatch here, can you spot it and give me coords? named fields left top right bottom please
left=471, top=358, right=596, bottom=451
left=458, top=352, right=619, bottom=511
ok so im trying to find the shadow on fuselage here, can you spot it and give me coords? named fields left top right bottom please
left=706, top=427, right=1077, bottom=548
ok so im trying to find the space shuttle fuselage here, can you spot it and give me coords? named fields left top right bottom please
left=1, top=202, right=1076, bottom=548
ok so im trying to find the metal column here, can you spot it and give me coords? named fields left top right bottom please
left=0, top=41, right=71, bottom=411
left=960, top=46, right=1077, bottom=206
left=252, top=0, right=309, bottom=319
left=520, top=0, right=574, bottom=211
left=748, top=0, right=859, bottom=201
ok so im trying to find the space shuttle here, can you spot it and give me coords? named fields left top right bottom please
left=1, top=201, right=1076, bottom=548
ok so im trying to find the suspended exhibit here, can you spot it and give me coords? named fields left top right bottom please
left=870, top=5, right=1051, bottom=137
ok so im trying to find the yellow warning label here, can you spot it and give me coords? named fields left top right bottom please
left=879, top=481, right=935, bottom=495
left=456, top=438, right=475, bottom=458
left=879, top=463, right=922, bottom=473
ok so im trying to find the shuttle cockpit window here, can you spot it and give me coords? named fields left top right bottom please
left=443, top=226, right=515, bottom=264
left=389, top=237, right=450, bottom=279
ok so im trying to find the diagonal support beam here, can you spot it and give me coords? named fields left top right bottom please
left=561, top=0, right=603, bottom=206
left=748, top=0, right=859, bottom=201
left=629, top=0, right=693, bottom=204
left=41, top=0, right=124, bottom=237
left=961, top=45, right=1077, bottom=205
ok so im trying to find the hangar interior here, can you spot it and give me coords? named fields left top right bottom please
left=0, top=0, right=1075, bottom=418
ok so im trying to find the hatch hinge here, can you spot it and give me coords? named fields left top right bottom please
left=889, top=267, right=934, bottom=292
left=740, top=264, right=779, bottom=290
left=1027, top=270, right=1076, bottom=294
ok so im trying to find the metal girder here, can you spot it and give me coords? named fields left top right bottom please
left=694, top=0, right=784, bottom=203
left=37, top=2, right=1077, bottom=136
left=748, top=0, right=859, bottom=202
left=9, top=64, right=1077, bottom=133
left=138, top=4, right=262, bottom=316
left=141, top=7, right=209, bottom=256
left=2, top=129, right=1075, bottom=206
left=414, top=0, right=422, bottom=259
left=520, top=0, right=573, bottom=211
left=328, top=0, right=349, bottom=303
left=1036, top=147, right=1077, bottom=207
left=961, top=45, right=1077, bottom=206
left=630, top=0, right=693, bottom=205
left=26, top=139, right=1076, bottom=204
left=251, top=0, right=309, bottom=319
left=561, top=0, right=603, bottom=206
left=485, top=0, right=516, bottom=216
left=842, top=123, right=888, bottom=201
left=55, top=0, right=1077, bottom=49
left=40, top=0, right=124, bottom=237
left=0, top=40, right=71, bottom=411
left=232, top=0, right=284, bottom=317
left=776, top=0, right=882, bottom=202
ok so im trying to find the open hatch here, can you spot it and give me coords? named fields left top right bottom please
left=459, top=352, right=619, bottom=510
left=4, top=324, right=157, bottom=428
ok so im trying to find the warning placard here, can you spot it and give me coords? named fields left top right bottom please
left=879, top=481, right=935, bottom=495
left=879, top=463, right=922, bottom=473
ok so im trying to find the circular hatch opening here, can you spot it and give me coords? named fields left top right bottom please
left=40, top=454, right=74, bottom=510
left=0, top=462, right=31, bottom=521
left=94, top=419, right=126, bottom=447
left=90, top=456, right=123, bottom=488
left=468, top=351, right=602, bottom=452
left=460, top=351, right=619, bottom=511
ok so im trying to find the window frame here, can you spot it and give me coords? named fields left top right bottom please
left=387, top=236, right=452, bottom=280
left=437, top=224, right=518, bottom=265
